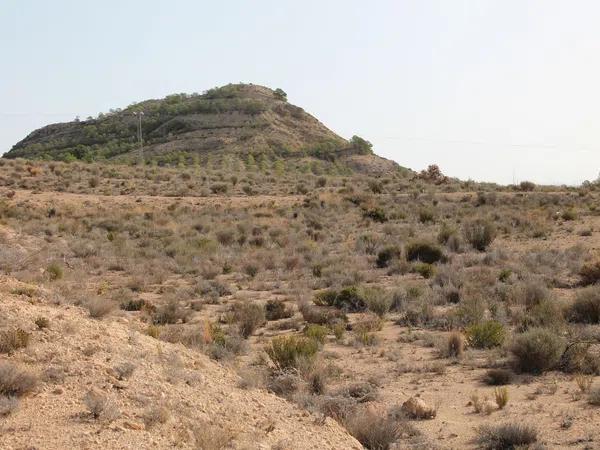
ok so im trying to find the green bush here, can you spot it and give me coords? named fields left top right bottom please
left=362, top=207, right=387, bottom=223
left=265, top=336, right=319, bottom=370
left=264, top=300, right=293, bottom=321
left=466, top=321, right=506, bottom=348
left=46, top=263, right=63, bottom=281
left=412, top=262, right=435, bottom=279
left=519, top=181, right=536, bottom=192
left=562, top=209, right=577, bottom=221
left=405, top=240, right=443, bottom=264
left=376, top=246, right=401, bottom=268
left=510, top=328, right=566, bottom=374
left=484, top=368, right=513, bottom=386
left=314, top=286, right=367, bottom=312
left=304, top=324, right=329, bottom=345
left=463, top=219, right=496, bottom=251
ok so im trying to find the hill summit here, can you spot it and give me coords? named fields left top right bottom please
left=4, top=83, right=399, bottom=174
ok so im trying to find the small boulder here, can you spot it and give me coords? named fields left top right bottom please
left=401, top=396, right=436, bottom=419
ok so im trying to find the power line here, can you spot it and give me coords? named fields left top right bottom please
left=376, top=135, right=596, bottom=153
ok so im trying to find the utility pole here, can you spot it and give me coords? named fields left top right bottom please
left=133, top=111, right=144, bottom=164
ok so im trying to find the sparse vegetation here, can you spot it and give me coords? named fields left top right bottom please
left=266, top=336, right=319, bottom=370
left=484, top=369, right=513, bottom=386
left=344, top=407, right=406, bottom=450
left=466, top=321, right=506, bottom=349
left=463, top=218, right=496, bottom=251
left=510, top=328, right=566, bottom=374
left=83, top=389, right=119, bottom=422
left=476, top=423, right=538, bottom=450
left=0, top=362, right=38, bottom=396
left=406, top=240, right=443, bottom=264
left=1, top=128, right=599, bottom=448
left=0, top=328, right=30, bottom=354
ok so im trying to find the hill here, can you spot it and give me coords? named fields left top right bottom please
left=4, top=84, right=400, bottom=175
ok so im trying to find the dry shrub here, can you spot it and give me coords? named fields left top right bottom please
left=335, top=382, right=379, bottom=403
left=159, top=324, right=210, bottom=349
left=299, top=302, right=346, bottom=326
left=510, top=328, right=566, bottom=374
left=86, top=297, right=115, bottom=319
left=267, top=371, right=301, bottom=398
left=376, top=246, right=401, bottom=268
left=580, top=260, right=600, bottom=286
left=113, top=362, right=136, bottom=380
left=314, top=286, right=367, bottom=312
left=34, top=316, right=50, bottom=329
left=0, top=362, right=38, bottom=396
left=520, top=279, right=550, bottom=309
left=484, top=369, right=513, bottom=386
left=559, top=342, right=600, bottom=375
left=83, top=389, right=119, bottom=422
left=152, top=299, right=189, bottom=325
left=191, top=421, right=236, bottom=450
left=46, top=262, right=63, bottom=281
left=344, top=406, right=416, bottom=450
left=405, top=240, right=443, bottom=264
left=362, top=287, right=392, bottom=317
left=231, top=302, right=265, bottom=338
left=494, top=387, right=509, bottom=409
left=476, top=423, right=538, bottom=450
left=446, top=332, right=464, bottom=358
left=575, top=374, right=593, bottom=393
left=307, top=365, right=328, bottom=395
left=470, top=392, right=484, bottom=413
left=0, top=395, right=18, bottom=416
left=463, top=218, right=496, bottom=251
left=236, top=368, right=266, bottom=390
left=143, top=404, right=170, bottom=428
left=264, top=299, right=293, bottom=321
left=589, top=386, right=600, bottom=406
left=0, top=328, right=30, bottom=354
left=568, top=286, right=600, bottom=323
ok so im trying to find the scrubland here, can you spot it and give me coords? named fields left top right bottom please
left=1, top=157, right=600, bottom=449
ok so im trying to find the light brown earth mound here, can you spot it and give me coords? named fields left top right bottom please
left=0, top=276, right=360, bottom=449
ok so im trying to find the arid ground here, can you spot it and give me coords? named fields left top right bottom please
left=1, top=158, right=600, bottom=449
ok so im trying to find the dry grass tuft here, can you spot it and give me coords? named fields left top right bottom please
left=494, top=387, right=509, bottom=409
left=83, top=389, right=120, bottom=422
left=476, top=423, right=538, bottom=450
left=191, top=421, right=236, bottom=450
left=86, top=297, right=115, bottom=319
left=0, top=361, right=38, bottom=396
left=0, top=328, right=30, bottom=354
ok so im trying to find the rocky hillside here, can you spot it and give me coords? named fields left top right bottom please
left=4, top=84, right=399, bottom=174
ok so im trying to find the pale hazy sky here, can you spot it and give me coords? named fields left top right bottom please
left=2, top=1, right=600, bottom=184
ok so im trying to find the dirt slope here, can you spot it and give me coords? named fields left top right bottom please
left=0, top=275, right=360, bottom=449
